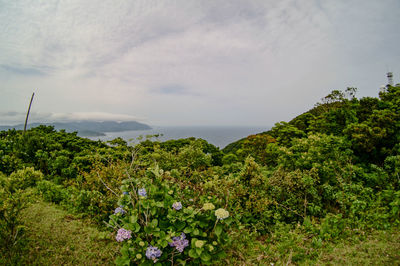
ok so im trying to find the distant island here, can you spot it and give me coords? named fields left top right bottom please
left=0, top=121, right=152, bottom=137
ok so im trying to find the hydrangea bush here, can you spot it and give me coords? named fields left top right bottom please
left=108, top=166, right=231, bottom=265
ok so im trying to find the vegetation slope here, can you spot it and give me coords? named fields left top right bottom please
left=1, top=85, right=399, bottom=265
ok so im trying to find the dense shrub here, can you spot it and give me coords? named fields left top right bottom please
left=0, top=172, right=32, bottom=264
left=36, top=180, right=67, bottom=204
left=1, top=85, right=400, bottom=264
left=108, top=165, right=231, bottom=265
left=8, top=167, right=43, bottom=191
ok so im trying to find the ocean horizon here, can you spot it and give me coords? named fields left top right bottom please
left=88, top=125, right=269, bottom=149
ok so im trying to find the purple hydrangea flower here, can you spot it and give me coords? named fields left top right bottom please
left=146, top=245, right=162, bottom=260
left=115, top=228, right=132, bottom=242
left=114, top=207, right=126, bottom=215
left=169, top=233, right=189, bottom=252
left=138, top=188, right=147, bottom=197
left=172, top=202, right=182, bottom=210
left=123, top=192, right=129, bottom=195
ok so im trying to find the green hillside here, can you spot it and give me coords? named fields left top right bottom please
left=1, top=85, right=400, bottom=265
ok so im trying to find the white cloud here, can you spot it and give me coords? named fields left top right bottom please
left=0, top=0, right=399, bottom=126
left=0, top=111, right=143, bottom=125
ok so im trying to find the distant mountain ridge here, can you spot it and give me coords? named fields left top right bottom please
left=0, top=121, right=152, bottom=136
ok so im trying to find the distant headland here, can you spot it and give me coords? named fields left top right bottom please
left=0, top=121, right=152, bottom=137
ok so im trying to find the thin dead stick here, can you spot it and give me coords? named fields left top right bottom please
left=275, top=201, right=305, bottom=219
left=103, top=220, right=117, bottom=229
left=24, top=92, right=35, bottom=132
left=97, top=172, right=118, bottom=196
left=129, top=147, right=139, bottom=170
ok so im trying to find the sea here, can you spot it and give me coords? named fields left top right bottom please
left=88, top=126, right=269, bottom=149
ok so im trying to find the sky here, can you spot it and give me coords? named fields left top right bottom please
left=1, top=0, right=399, bottom=126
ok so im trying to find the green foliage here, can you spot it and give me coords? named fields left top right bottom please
left=270, top=122, right=306, bottom=147
left=0, top=172, right=32, bottom=263
left=8, top=167, right=43, bottom=191
left=36, top=179, right=117, bottom=224
left=384, top=155, right=400, bottom=189
left=241, top=134, right=277, bottom=164
left=176, top=140, right=212, bottom=171
left=109, top=165, right=231, bottom=265
left=221, top=153, right=238, bottom=165
left=36, top=180, right=67, bottom=204
left=0, top=125, right=127, bottom=181
left=0, top=167, right=42, bottom=261
left=1, top=85, right=400, bottom=264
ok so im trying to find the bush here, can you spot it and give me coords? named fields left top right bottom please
left=108, top=165, right=232, bottom=265
left=8, top=167, right=43, bottom=191
left=0, top=173, right=31, bottom=263
left=36, top=180, right=67, bottom=204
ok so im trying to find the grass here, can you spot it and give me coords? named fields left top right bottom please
left=314, top=229, right=400, bottom=265
left=226, top=225, right=400, bottom=265
left=18, top=200, right=119, bottom=265
left=5, top=199, right=400, bottom=265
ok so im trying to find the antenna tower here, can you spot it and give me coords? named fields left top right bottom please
left=387, top=72, right=393, bottom=86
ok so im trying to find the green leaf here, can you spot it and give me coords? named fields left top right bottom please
left=129, top=215, right=138, bottom=223
left=124, top=223, right=135, bottom=231
left=217, top=250, right=227, bottom=259
left=199, top=220, right=209, bottom=228
left=134, top=222, right=141, bottom=233
left=120, top=245, right=129, bottom=256
left=225, top=217, right=232, bottom=225
left=176, top=259, right=186, bottom=265
left=214, top=224, right=222, bottom=236
left=196, top=247, right=203, bottom=256
left=159, top=219, right=169, bottom=229
left=160, top=239, right=169, bottom=248
left=189, top=248, right=199, bottom=258
left=193, top=228, right=200, bottom=235
left=115, top=255, right=130, bottom=266
left=183, top=227, right=192, bottom=234
left=191, top=238, right=198, bottom=248
left=175, top=221, right=186, bottom=231
left=151, top=219, right=158, bottom=227
left=201, top=252, right=211, bottom=262
left=158, top=231, right=166, bottom=238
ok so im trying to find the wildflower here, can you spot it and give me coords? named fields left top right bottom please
left=202, top=202, right=215, bottom=211
left=168, top=190, right=173, bottom=195
left=215, top=208, right=229, bottom=220
left=195, top=240, right=205, bottom=248
left=145, top=245, right=162, bottom=261
left=172, top=202, right=182, bottom=210
left=208, top=245, right=214, bottom=252
left=139, top=241, right=145, bottom=247
left=115, top=228, right=132, bottom=242
left=138, top=188, right=147, bottom=197
left=123, top=191, right=129, bottom=195
left=169, top=233, right=189, bottom=252
left=136, top=254, right=142, bottom=259
left=114, top=207, right=126, bottom=215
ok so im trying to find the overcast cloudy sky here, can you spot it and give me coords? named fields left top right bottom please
left=1, top=0, right=399, bottom=126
